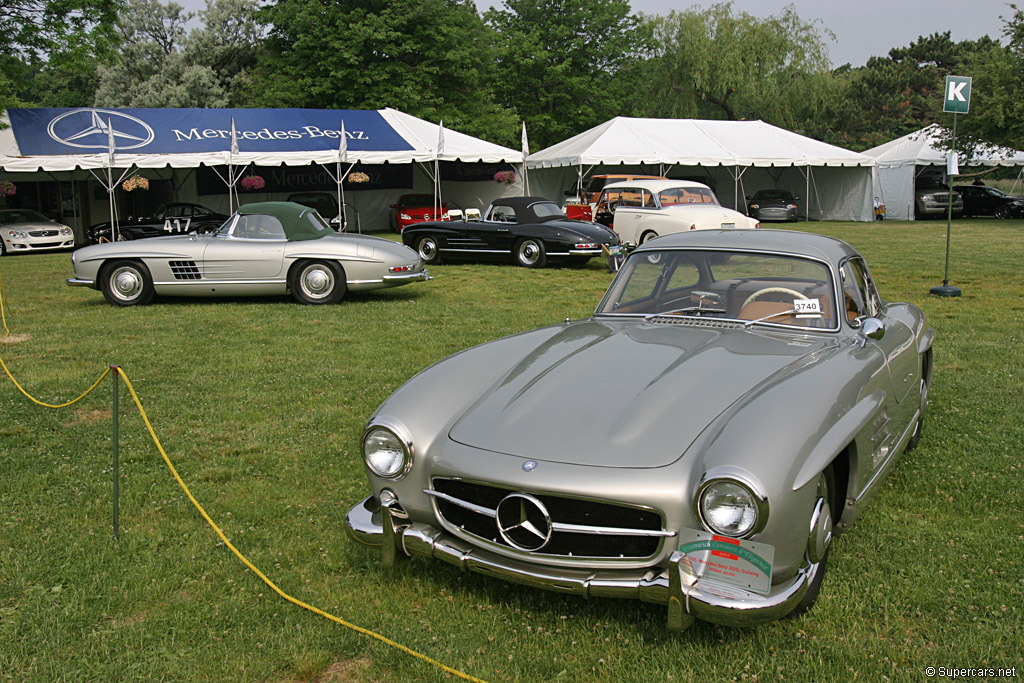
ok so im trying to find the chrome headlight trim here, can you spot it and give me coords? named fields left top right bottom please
left=694, top=468, right=769, bottom=539
left=362, top=416, right=414, bottom=479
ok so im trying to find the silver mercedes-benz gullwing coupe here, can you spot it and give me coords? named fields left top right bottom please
left=67, top=202, right=428, bottom=306
left=346, top=228, right=933, bottom=631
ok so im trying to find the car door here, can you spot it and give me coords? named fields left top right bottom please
left=201, top=213, right=287, bottom=280
left=463, top=205, right=516, bottom=256
left=842, top=258, right=918, bottom=466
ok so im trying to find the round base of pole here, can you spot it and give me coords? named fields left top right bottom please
left=930, top=284, right=962, bottom=297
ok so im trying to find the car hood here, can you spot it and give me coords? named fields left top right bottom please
left=448, top=319, right=831, bottom=468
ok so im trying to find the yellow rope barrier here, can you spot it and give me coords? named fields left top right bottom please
left=0, top=273, right=111, bottom=407
left=118, top=368, right=487, bottom=683
left=0, top=275, right=487, bottom=682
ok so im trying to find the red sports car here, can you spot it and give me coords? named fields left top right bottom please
left=389, top=194, right=450, bottom=232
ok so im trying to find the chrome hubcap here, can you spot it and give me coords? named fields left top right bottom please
left=111, top=268, right=142, bottom=300
left=301, top=266, right=334, bottom=298
left=419, top=239, right=436, bottom=260
left=519, top=242, right=539, bottom=264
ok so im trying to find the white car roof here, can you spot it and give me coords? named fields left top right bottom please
left=602, top=179, right=712, bottom=192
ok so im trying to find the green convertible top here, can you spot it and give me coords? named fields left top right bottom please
left=237, top=201, right=330, bottom=241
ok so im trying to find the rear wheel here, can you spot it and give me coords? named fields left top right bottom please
left=639, top=230, right=659, bottom=244
left=907, top=355, right=931, bottom=451
left=289, top=260, right=346, bottom=305
left=515, top=238, right=547, bottom=268
left=101, top=260, right=155, bottom=306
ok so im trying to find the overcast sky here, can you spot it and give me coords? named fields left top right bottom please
left=624, top=0, right=1012, bottom=67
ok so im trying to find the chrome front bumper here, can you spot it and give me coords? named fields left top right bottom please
left=346, top=495, right=817, bottom=630
left=66, top=277, right=94, bottom=288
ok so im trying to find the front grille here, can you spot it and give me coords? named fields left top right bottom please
left=29, top=230, right=59, bottom=237
left=431, top=477, right=666, bottom=559
left=168, top=260, right=201, bottom=280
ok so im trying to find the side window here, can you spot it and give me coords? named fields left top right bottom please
left=840, top=258, right=877, bottom=321
left=233, top=214, right=286, bottom=239
left=666, top=256, right=700, bottom=290
left=489, top=205, right=516, bottom=222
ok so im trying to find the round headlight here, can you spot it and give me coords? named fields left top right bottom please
left=362, top=426, right=409, bottom=478
left=61, top=227, right=73, bottom=235
left=698, top=480, right=759, bottom=537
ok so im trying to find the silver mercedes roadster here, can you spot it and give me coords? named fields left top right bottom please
left=346, top=229, right=934, bottom=630
left=67, top=202, right=428, bottom=306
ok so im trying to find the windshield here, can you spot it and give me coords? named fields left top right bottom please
left=0, top=210, right=49, bottom=224
left=596, top=249, right=838, bottom=330
left=753, top=190, right=792, bottom=200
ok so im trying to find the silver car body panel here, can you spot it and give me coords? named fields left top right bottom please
left=347, top=229, right=933, bottom=629
left=68, top=231, right=426, bottom=296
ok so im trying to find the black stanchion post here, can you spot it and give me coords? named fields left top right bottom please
left=110, top=365, right=120, bottom=540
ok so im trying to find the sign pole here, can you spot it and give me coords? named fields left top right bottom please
left=931, top=76, right=971, bottom=298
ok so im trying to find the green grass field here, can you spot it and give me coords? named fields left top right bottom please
left=1, top=219, right=1021, bottom=682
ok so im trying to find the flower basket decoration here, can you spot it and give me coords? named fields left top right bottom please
left=494, top=170, right=517, bottom=184
left=348, top=171, right=370, bottom=184
left=0, top=180, right=16, bottom=197
left=240, top=175, right=265, bottom=191
left=122, top=176, right=149, bottom=192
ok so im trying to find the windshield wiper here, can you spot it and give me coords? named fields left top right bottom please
left=742, top=308, right=800, bottom=327
left=647, top=306, right=728, bottom=319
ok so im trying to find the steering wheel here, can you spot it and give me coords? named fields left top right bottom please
left=742, top=287, right=807, bottom=309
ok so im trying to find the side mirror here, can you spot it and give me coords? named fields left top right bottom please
left=859, top=317, right=885, bottom=341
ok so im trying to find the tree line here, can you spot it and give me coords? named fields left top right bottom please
left=3, top=0, right=1023, bottom=157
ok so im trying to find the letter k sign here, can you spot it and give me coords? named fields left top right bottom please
left=944, top=76, right=972, bottom=114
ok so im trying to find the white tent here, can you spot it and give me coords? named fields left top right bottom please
left=864, top=124, right=1024, bottom=220
left=527, top=117, right=877, bottom=221
left=0, top=107, right=523, bottom=233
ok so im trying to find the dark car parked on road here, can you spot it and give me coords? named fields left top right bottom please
left=953, top=184, right=1024, bottom=218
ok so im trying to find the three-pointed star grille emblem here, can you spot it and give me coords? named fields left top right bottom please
left=496, top=493, right=552, bottom=551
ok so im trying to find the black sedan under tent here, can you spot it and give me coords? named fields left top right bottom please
left=0, top=107, right=523, bottom=243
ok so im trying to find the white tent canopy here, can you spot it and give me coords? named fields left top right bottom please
left=0, top=107, right=523, bottom=233
left=527, top=117, right=877, bottom=221
left=0, top=107, right=520, bottom=171
left=864, top=125, right=1024, bottom=220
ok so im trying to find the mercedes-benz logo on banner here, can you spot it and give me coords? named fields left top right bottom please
left=47, top=109, right=155, bottom=150
left=496, top=493, right=552, bottom=552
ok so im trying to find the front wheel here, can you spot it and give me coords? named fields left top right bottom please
left=416, top=235, right=442, bottom=265
left=289, top=260, right=346, bottom=305
left=515, top=238, right=547, bottom=268
left=995, top=205, right=1011, bottom=219
left=101, top=260, right=155, bottom=306
left=787, top=467, right=834, bottom=618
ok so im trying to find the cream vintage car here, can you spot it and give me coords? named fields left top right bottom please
left=346, top=228, right=933, bottom=631
left=67, top=202, right=428, bottom=306
left=595, top=179, right=759, bottom=247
